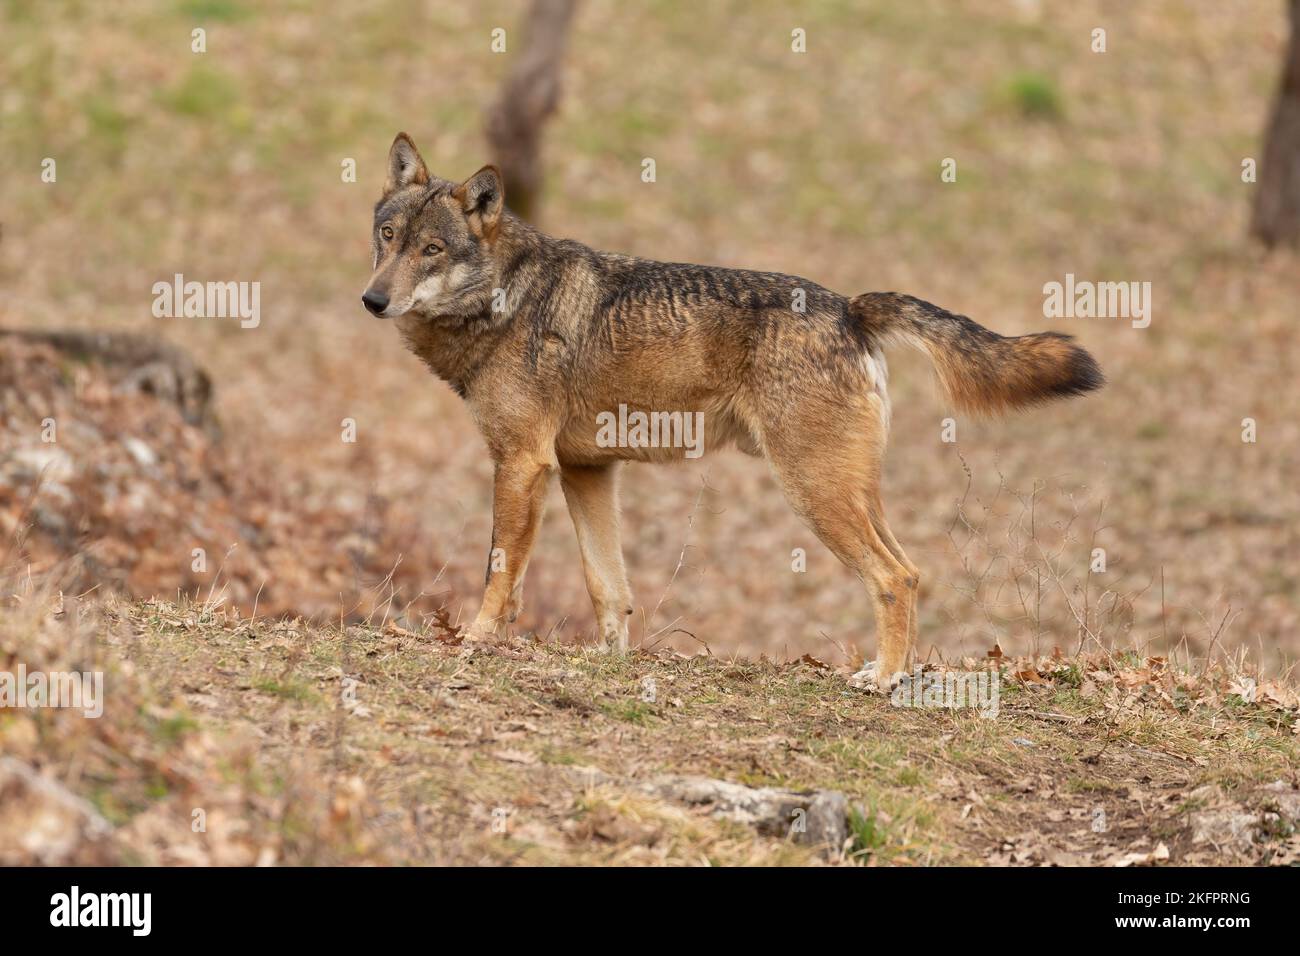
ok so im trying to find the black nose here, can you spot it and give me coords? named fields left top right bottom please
left=362, top=289, right=389, bottom=315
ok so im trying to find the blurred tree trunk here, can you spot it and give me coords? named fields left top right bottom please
left=485, top=0, right=578, bottom=222
left=1252, top=0, right=1300, bottom=248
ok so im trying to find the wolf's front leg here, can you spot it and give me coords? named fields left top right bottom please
left=560, top=463, right=632, bottom=652
left=479, top=544, right=530, bottom=628
left=469, top=455, right=555, bottom=641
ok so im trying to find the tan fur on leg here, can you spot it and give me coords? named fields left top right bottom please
left=471, top=455, right=555, bottom=639
left=560, top=463, right=632, bottom=652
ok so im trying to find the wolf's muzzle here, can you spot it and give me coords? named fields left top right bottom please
left=362, top=289, right=390, bottom=316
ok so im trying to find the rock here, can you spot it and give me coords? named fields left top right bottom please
left=122, top=437, right=157, bottom=468
left=640, top=775, right=849, bottom=857
left=1188, top=808, right=1260, bottom=853
left=1110, top=842, right=1170, bottom=867
left=0, top=757, right=116, bottom=865
left=6, top=446, right=74, bottom=482
left=1257, top=780, right=1300, bottom=821
left=804, top=790, right=850, bottom=850
left=1182, top=781, right=1300, bottom=858
left=0, top=328, right=216, bottom=432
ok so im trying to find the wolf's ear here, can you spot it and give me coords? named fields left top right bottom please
left=453, top=165, right=504, bottom=240
left=384, top=132, right=429, bottom=196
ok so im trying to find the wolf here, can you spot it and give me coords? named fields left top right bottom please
left=361, top=133, right=1103, bottom=690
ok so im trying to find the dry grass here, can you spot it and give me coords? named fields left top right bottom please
left=2, top=593, right=1296, bottom=865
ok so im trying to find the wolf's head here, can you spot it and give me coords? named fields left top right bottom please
left=361, top=133, right=504, bottom=320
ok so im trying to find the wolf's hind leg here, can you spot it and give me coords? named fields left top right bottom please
left=561, top=463, right=633, bottom=652
left=868, top=493, right=920, bottom=665
left=761, top=395, right=916, bottom=691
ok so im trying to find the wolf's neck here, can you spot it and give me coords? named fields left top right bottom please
left=394, top=308, right=501, bottom=397
left=394, top=216, right=544, bottom=396
left=395, top=217, right=590, bottom=395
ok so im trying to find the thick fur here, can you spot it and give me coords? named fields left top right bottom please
left=850, top=292, right=1104, bottom=416
left=362, top=133, right=1103, bottom=690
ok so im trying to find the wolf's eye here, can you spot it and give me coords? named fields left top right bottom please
left=380, top=224, right=394, bottom=240
left=424, top=242, right=443, bottom=255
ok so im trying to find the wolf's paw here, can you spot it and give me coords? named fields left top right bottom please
left=847, top=663, right=882, bottom=693
left=587, top=620, right=630, bottom=655
left=462, top=620, right=504, bottom=647
left=848, top=662, right=903, bottom=694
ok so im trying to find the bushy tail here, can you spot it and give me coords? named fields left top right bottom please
left=850, top=292, right=1104, bottom=416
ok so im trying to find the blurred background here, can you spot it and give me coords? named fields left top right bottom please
left=2, top=0, right=1297, bottom=671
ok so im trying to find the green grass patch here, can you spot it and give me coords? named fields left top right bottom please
left=1004, top=72, right=1063, bottom=120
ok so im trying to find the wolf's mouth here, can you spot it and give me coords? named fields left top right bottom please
left=364, top=295, right=416, bottom=320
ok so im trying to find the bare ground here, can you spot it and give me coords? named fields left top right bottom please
left=3, top=596, right=1297, bottom=866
